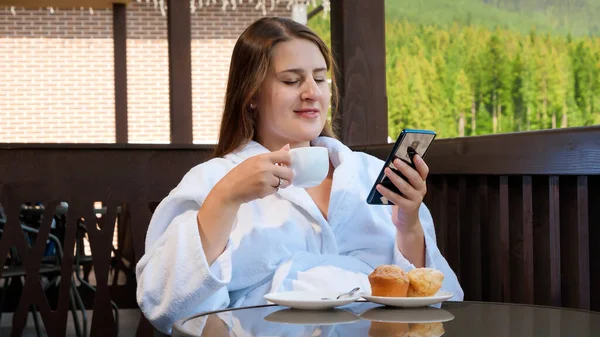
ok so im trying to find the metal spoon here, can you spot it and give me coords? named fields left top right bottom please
left=321, top=287, right=361, bottom=300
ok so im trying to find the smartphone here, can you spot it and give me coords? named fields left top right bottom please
left=366, top=129, right=436, bottom=205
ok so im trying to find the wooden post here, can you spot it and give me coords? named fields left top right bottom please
left=330, top=0, right=388, bottom=146
left=113, top=3, right=128, bottom=143
left=167, top=0, right=193, bottom=144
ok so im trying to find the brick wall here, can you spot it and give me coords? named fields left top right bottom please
left=0, top=1, right=291, bottom=143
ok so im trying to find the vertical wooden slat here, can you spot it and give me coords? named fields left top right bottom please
left=113, top=3, right=128, bottom=143
left=330, top=0, right=387, bottom=146
left=488, top=176, right=501, bottom=302
left=446, top=176, right=460, bottom=279
left=478, top=176, right=490, bottom=302
left=499, top=175, right=510, bottom=301
left=508, top=175, right=534, bottom=304
left=560, top=176, right=590, bottom=310
left=533, top=176, right=561, bottom=307
left=438, top=177, right=448, bottom=257
left=533, top=176, right=549, bottom=306
left=522, top=176, right=534, bottom=304
left=426, top=175, right=447, bottom=257
left=548, top=176, right=561, bottom=307
left=590, top=176, right=600, bottom=312
left=462, top=176, right=482, bottom=301
left=423, top=179, right=434, bottom=214
left=576, top=176, right=590, bottom=310
left=167, top=0, right=193, bottom=144
left=456, top=176, right=467, bottom=283
left=509, top=176, right=523, bottom=304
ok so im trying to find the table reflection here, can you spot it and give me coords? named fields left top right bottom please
left=179, top=303, right=452, bottom=337
left=174, top=301, right=600, bottom=337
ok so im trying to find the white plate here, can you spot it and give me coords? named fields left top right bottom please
left=361, top=291, right=453, bottom=308
left=264, top=291, right=361, bottom=310
left=264, top=308, right=360, bottom=325
left=359, top=307, right=455, bottom=323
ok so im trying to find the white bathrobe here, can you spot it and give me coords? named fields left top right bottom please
left=135, top=136, right=464, bottom=334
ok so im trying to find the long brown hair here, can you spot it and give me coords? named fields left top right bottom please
left=213, top=17, right=338, bottom=158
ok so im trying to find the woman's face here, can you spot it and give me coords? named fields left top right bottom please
left=254, top=38, right=330, bottom=151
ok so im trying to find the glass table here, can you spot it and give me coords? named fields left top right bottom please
left=172, top=301, right=600, bottom=337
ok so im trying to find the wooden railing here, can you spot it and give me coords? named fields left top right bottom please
left=357, top=125, right=600, bottom=311
left=0, top=143, right=215, bottom=336
left=0, top=126, right=598, bottom=336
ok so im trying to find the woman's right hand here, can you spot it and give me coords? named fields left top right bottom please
left=212, top=144, right=295, bottom=205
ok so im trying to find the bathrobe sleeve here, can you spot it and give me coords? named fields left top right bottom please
left=135, top=160, right=233, bottom=334
left=357, top=152, right=464, bottom=301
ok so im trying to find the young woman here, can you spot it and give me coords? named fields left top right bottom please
left=136, top=17, right=463, bottom=334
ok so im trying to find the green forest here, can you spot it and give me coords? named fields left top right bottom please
left=308, top=0, right=600, bottom=139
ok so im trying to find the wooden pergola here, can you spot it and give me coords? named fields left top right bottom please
left=0, top=1, right=390, bottom=335
left=2, top=0, right=389, bottom=147
left=2, top=1, right=599, bottom=337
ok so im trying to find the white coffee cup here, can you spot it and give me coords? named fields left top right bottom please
left=289, top=147, right=329, bottom=188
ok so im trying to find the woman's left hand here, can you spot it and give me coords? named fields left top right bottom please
left=375, top=155, right=429, bottom=232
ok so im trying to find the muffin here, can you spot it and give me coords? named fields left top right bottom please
left=408, top=322, right=445, bottom=337
left=406, top=268, right=444, bottom=297
left=369, top=321, right=409, bottom=337
left=368, top=265, right=410, bottom=297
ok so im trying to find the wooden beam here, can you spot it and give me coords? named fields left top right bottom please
left=113, top=3, right=128, bottom=143
left=167, top=0, right=193, bottom=144
left=330, top=0, right=387, bottom=146
left=353, top=125, right=600, bottom=175
left=1, top=0, right=129, bottom=8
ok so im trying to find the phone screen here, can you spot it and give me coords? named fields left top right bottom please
left=391, top=132, right=435, bottom=167
left=366, top=129, right=436, bottom=205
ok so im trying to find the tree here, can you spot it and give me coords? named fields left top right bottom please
left=453, top=69, right=473, bottom=137
left=310, top=14, right=600, bottom=139
left=482, top=31, right=514, bottom=133
left=533, top=39, right=552, bottom=129
left=570, top=40, right=598, bottom=125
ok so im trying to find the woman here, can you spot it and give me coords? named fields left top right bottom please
left=136, top=17, right=463, bottom=334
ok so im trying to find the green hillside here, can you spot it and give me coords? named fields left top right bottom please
left=385, top=0, right=600, bottom=37
left=308, top=0, right=600, bottom=42
left=307, top=0, right=600, bottom=138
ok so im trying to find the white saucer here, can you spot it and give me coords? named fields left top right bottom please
left=359, top=307, right=455, bottom=323
left=361, top=291, right=453, bottom=308
left=264, top=291, right=361, bottom=310
left=264, top=308, right=360, bottom=325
